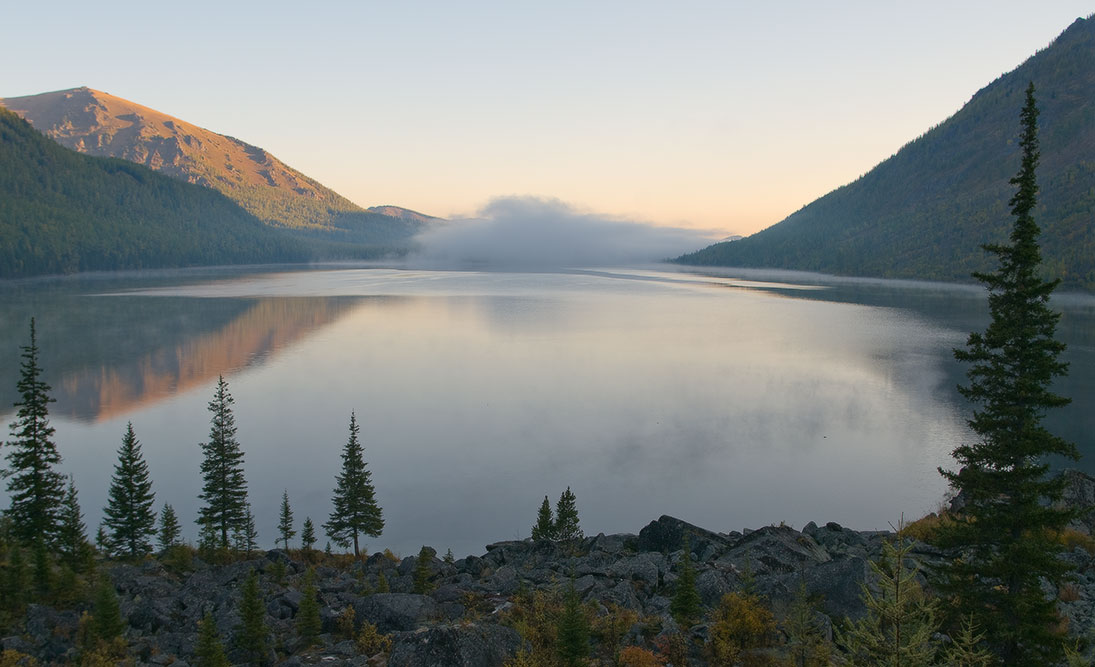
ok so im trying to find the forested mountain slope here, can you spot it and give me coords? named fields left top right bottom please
left=0, top=107, right=305, bottom=278
left=677, top=16, right=1095, bottom=291
left=1, top=87, right=428, bottom=248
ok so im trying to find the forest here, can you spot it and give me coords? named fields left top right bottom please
left=677, top=17, right=1095, bottom=292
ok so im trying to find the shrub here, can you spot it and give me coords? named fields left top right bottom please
left=355, top=620, right=392, bottom=656
left=707, top=592, right=777, bottom=665
left=336, top=606, right=357, bottom=639
left=1056, top=528, right=1095, bottom=555
left=618, top=645, right=663, bottom=667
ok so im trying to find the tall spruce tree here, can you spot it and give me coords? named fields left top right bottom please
left=301, top=517, right=317, bottom=555
left=103, top=422, right=157, bottom=558
left=58, top=475, right=92, bottom=571
left=277, top=490, right=295, bottom=551
left=296, top=568, right=321, bottom=646
left=324, top=412, right=383, bottom=557
left=3, top=319, right=65, bottom=547
left=158, top=504, right=180, bottom=550
left=554, top=487, right=582, bottom=543
left=234, top=505, right=259, bottom=557
left=556, top=580, right=591, bottom=666
left=670, top=533, right=701, bottom=627
left=91, top=579, right=125, bottom=642
left=236, top=569, right=268, bottom=665
left=197, top=376, right=249, bottom=551
left=531, top=495, right=556, bottom=541
left=195, top=610, right=230, bottom=667
left=936, top=82, right=1078, bottom=665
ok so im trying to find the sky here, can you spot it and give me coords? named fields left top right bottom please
left=4, top=1, right=1093, bottom=237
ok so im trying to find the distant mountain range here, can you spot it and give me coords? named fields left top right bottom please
left=1, top=87, right=432, bottom=251
left=677, top=16, right=1095, bottom=291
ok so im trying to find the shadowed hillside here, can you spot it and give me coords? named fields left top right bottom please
left=0, top=107, right=305, bottom=278
left=677, top=16, right=1095, bottom=291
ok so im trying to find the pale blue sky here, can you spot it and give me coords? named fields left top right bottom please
left=5, top=1, right=1092, bottom=235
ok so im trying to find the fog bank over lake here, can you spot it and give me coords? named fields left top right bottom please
left=1, top=266, right=1092, bottom=557
left=410, top=197, right=717, bottom=269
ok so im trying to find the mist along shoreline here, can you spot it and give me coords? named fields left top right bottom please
left=4, top=470, right=1095, bottom=666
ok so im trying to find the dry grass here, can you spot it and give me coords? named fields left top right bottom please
left=900, top=511, right=957, bottom=545
left=1059, top=582, right=1081, bottom=602
left=1055, top=528, right=1095, bottom=555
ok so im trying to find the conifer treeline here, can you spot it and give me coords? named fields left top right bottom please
left=0, top=323, right=383, bottom=563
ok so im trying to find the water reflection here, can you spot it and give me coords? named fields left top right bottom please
left=1, top=266, right=1093, bottom=558
left=1, top=294, right=363, bottom=422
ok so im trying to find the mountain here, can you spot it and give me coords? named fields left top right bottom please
left=0, top=87, right=428, bottom=249
left=677, top=16, right=1095, bottom=291
left=367, top=205, right=441, bottom=224
left=0, top=106, right=304, bottom=277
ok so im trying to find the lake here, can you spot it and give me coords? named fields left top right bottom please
left=1, top=265, right=1093, bottom=558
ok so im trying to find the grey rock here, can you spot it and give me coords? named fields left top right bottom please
left=720, top=524, right=830, bottom=576
left=354, top=593, right=438, bottom=633
left=607, top=553, right=664, bottom=589
left=586, top=533, right=636, bottom=555
left=637, top=515, right=736, bottom=558
left=388, top=623, right=522, bottom=667
left=696, top=568, right=736, bottom=607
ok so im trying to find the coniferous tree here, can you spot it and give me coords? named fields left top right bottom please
left=556, top=580, right=591, bottom=666
left=296, top=568, right=321, bottom=646
left=197, top=376, right=249, bottom=551
left=554, top=487, right=583, bottom=543
left=413, top=546, right=436, bottom=594
left=784, top=577, right=831, bottom=667
left=301, top=517, right=317, bottom=555
left=234, top=505, right=259, bottom=557
left=195, top=610, right=230, bottom=667
left=103, top=422, right=157, bottom=559
left=838, top=535, right=939, bottom=667
left=935, top=83, right=1078, bottom=665
left=944, top=615, right=994, bottom=667
left=277, top=490, right=295, bottom=551
left=236, top=569, right=268, bottom=665
left=324, top=412, right=383, bottom=557
left=670, top=534, right=701, bottom=628
left=531, top=495, right=556, bottom=541
left=58, top=475, right=92, bottom=571
left=3, top=319, right=65, bottom=547
left=92, top=579, right=125, bottom=642
left=1, top=544, right=28, bottom=613
left=32, top=539, right=52, bottom=595
left=158, top=504, right=181, bottom=551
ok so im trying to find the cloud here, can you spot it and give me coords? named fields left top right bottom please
left=409, top=196, right=716, bottom=269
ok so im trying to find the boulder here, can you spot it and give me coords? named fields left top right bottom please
left=637, top=516, right=736, bottom=558
left=388, top=623, right=523, bottom=667
left=354, top=593, right=438, bottom=633
left=719, top=524, right=830, bottom=576
left=607, top=553, right=664, bottom=589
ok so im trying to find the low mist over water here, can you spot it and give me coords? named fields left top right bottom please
left=1, top=267, right=1092, bottom=557
left=410, top=196, right=716, bottom=268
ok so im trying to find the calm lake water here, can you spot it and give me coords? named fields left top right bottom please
left=1, top=265, right=1093, bottom=557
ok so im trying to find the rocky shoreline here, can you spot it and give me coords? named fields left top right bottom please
left=5, top=472, right=1095, bottom=666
